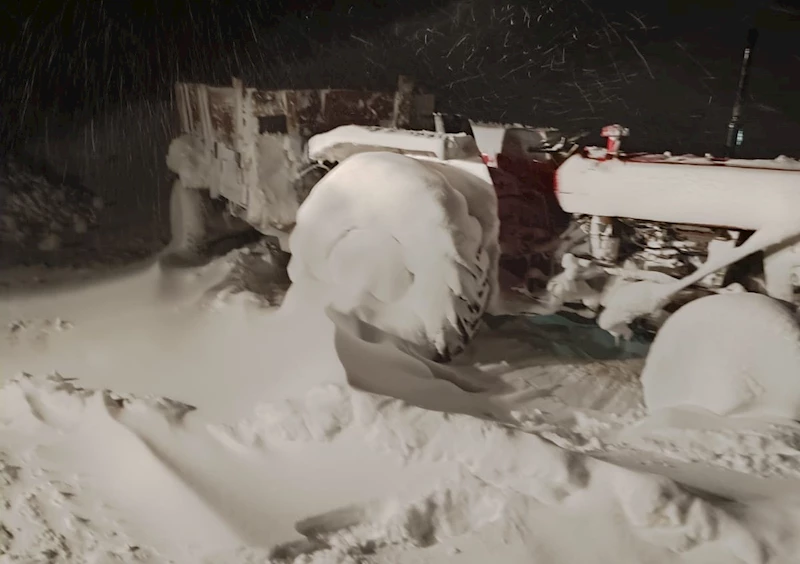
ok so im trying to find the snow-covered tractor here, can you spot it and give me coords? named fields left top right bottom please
left=541, top=129, right=800, bottom=339
left=164, top=76, right=800, bottom=361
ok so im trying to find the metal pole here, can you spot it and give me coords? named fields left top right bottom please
left=724, top=27, right=759, bottom=158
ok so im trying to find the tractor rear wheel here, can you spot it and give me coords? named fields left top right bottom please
left=286, top=151, right=499, bottom=362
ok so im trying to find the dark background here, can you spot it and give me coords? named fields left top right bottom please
left=0, top=0, right=798, bottom=255
left=1, top=0, right=799, bottom=154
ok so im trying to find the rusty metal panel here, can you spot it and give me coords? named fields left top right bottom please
left=281, top=91, right=300, bottom=136
left=178, top=77, right=434, bottom=127
left=172, top=76, right=440, bottom=239
left=206, top=86, right=235, bottom=145
left=178, top=84, right=206, bottom=138
left=197, top=86, right=214, bottom=144
left=175, top=84, right=189, bottom=133
left=175, top=82, right=237, bottom=147
left=286, top=90, right=322, bottom=136
left=187, top=87, right=203, bottom=136
left=392, top=75, right=415, bottom=129
left=178, top=78, right=436, bottom=143
left=177, top=84, right=192, bottom=132
left=316, top=90, right=396, bottom=132
left=255, top=88, right=408, bottom=136
left=410, top=93, right=436, bottom=130
left=271, top=89, right=400, bottom=136
left=250, top=89, right=286, bottom=117
left=414, top=94, right=436, bottom=117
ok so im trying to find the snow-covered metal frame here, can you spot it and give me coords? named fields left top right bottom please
left=172, top=76, right=435, bottom=234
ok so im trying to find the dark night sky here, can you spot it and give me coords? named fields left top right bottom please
left=0, top=0, right=453, bottom=110
left=1, top=0, right=799, bottom=153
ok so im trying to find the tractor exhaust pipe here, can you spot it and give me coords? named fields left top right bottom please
left=724, top=27, right=759, bottom=158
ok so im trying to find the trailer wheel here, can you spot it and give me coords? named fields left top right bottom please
left=161, top=179, right=211, bottom=266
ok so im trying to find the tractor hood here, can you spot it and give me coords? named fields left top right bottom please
left=555, top=148, right=800, bottom=230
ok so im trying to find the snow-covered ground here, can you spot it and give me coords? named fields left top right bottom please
left=3, top=241, right=800, bottom=564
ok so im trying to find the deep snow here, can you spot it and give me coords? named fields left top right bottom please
left=3, top=246, right=800, bottom=563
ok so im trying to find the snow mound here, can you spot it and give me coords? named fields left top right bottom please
left=641, top=293, right=800, bottom=421
left=0, top=374, right=173, bottom=563
left=0, top=157, right=103, bottom=253
left=4, top=366, right=793, bottom=564
left=206, top=240, right=292, bottom=307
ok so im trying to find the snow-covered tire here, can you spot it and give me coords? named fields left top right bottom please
left=442, top=245, right=493, bottom=360
left=641, top=292, right=800, bottom=421
left=287, top=151, right=500, bottom=362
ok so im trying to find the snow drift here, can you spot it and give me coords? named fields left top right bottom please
left=4, top=247, right=800, bottom=563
